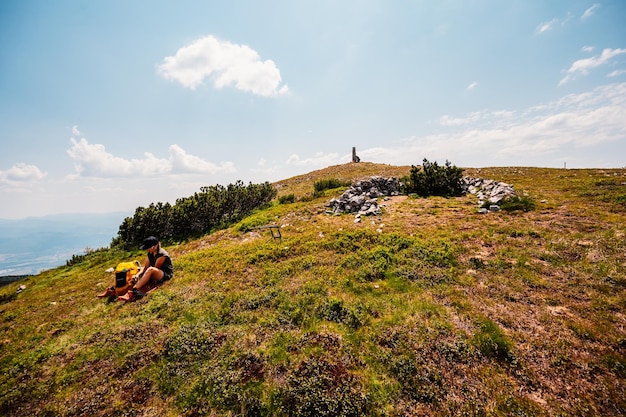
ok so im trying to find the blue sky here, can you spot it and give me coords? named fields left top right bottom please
left=1, top=0, right=625, bottom=219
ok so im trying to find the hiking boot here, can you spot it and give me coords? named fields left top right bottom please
left=97, top=286, right=115, bottom=298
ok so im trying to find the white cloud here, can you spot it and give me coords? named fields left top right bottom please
left=608, top=69, right=626, bottom=78
left=581, top=46, right=595, bottom=53
left=536, top=6, right=598, bottom=35
left=169, top=144, right=235, bottom=174
left=285, top=152, right=346, bottom=167
left=467, top=81, right=478, bottom=90
left=157, top=35, right=289, bottom=97
left=559, top=48, right=626, bottom=85
left=66, top=138, right=235, bottom=178
left=72, top=125, right=81, bottom=136
left=439, top=110, right=516, bottom=127
left=536, top=18, right=559, bottom=33
left=581, top=4, right=600, bottom=20
left=440, top=111, right=482, bottom=126
left=361, top=82, right=626, bottom=167
left=249, top=164, right=279, bottom=176
left=67, top=138, right=169, bottom=177
left=537, top=11, right=579, bottom=34
left=0, top=163, right=47, bottom=186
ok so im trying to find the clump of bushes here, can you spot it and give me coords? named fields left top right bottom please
left=316, top=298, right=363, bottom=329
left=401, top=159, right=464, bottom=197
left=278, top=193, right=296, bottom=204
left=112, top=180, right=276, bottom=249
left=388, top=354, right=446, bottom=403
left=314, top=178, right=351, bottom=193
left=278, top=356, right=370, bottom=417
left=500, top=195, right=536, bottom=212
left=65, top=246, right=109, bottom=266
left=313, top=178, right=352, bottom=197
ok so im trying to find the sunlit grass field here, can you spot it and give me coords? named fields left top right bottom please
left=1, top=163, right=625, bottom=416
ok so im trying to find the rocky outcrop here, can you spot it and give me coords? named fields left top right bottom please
left=326, top=176, right=401, bottom=216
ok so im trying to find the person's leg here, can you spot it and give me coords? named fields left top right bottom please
left=135, top=266, right=164, bottom=292
left=97, top=281, right=115, bottom=298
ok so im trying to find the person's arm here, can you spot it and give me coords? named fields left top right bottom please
left=134, top=256, right=150, bottom=280
left=154, top=255, right=166, bottom=270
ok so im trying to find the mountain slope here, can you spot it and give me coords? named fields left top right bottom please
left=1, top=163, right=625, bottom=417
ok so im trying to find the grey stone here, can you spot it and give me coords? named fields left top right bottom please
left=326, top=176, right=402, bottom=216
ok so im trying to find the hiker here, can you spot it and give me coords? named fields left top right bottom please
left=118, top=236, right=173, bottom=302
left=97, top=236, right=173, bottom=301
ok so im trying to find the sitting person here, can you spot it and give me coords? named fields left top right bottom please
left=97, top=236, right=173, bottom=301
left=118, top=236, right=173, bottom=302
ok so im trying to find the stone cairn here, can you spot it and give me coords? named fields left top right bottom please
left=326, top=175, right=517, bottom=217
left=326, top=176, right=401, bottom=217
left=461, top=177, right=517, bottom=213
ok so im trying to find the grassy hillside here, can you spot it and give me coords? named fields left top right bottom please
left=1, top=163, right=625, bottom=417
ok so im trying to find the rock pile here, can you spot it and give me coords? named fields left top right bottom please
left=326, top=176, right=401, bottom=216
left=461, top=177, right=517, bottom=213
left=326, top=175, right=517, bottom=217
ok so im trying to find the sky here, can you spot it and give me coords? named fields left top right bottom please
left=1, top=0, right=625, bottom=219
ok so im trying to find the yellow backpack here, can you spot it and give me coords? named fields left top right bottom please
left=114, top=260, right=142, bottom=296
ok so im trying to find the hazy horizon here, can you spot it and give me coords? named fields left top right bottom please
left=0, top=212, right=129, bottom=276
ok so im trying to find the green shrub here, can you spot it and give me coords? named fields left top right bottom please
left=401, top=158, right=464, bottom=197
left=500, top=195, right=536, bottom=212
left=112, top=180, right=277, bottom=249
left=278, top=193, right=296, bottom=204
left=388, top=354, right=446, bottom=403
left=313, top=178, right=351, bottom=193
left=316, top=298, right=363, bottom=329
left=604, top=353, right=626, bottom=378
left=472, top=318, right=514, bottom=362
left=235, top=213, right=272, bottom=233
left=469, top=257, right=485, bottom=269
left=65, top=246, right=109, bottom=266
left=0, top=291, right=17, bottom=304
left=278, top=356, right=370, bottom=417
left=340, top=244, right=396, bottom=280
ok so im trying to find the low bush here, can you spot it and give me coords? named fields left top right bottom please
left=387, top=354, right=446, bottom=403
left=472, top=318, right=514, bottom=362
left=313, top=178, right=351, bottom=193
left=278, top=356, right=370, bottom=417
left=401, top=158, right=464, bottom=197
left=112, top=180, right=277, bottom=249
left=278, top=193, right=296, bottom=204
left=500, top=195, right=536, bottom=212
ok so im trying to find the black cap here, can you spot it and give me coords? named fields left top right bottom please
left=140, top=236, right=159, bottom=250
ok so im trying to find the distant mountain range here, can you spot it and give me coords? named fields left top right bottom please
left=0, top=212, right=130, bottom=276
